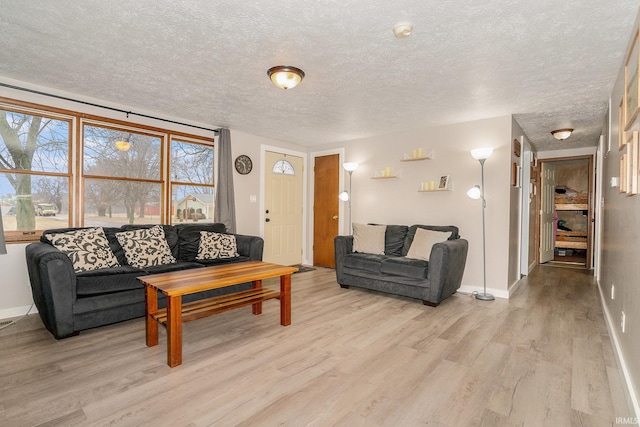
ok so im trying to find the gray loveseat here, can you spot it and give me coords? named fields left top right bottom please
left=26, top=223, right=263, bottom=339
left=334, top=224, right=468, bottom=306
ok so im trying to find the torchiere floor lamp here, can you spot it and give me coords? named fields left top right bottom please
left=467, top=147, right=494, bottom=301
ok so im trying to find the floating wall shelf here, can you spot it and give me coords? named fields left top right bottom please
left=400, top=156, right=432, bottom=162
left=401, top=149, right=434, bottom=161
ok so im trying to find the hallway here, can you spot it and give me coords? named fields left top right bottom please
left=508, top=264, right=633, bottom=424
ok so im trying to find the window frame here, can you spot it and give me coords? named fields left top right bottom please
left=0, top=96, right=215, bottom=242
left=168, top=135, right=215, bottom=224
left=0, top=100, right=74, bottom=242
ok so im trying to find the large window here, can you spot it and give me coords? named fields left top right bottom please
left=0, top=98, right=215, bottom=242
left=170, top=138, right=215, bottom=223
left=83, top=123, right=163, bottom=226
left=0, top=106, right=71, bottom=241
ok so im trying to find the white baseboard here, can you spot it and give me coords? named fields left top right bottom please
left=598, top=282, right=640, bottom=419
left=458, top=285, right=509, bottom=299
left=0, top=304, right=37, bottom=320
left=508, top=277, right=525, bottom=297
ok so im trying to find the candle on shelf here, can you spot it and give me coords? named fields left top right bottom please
left=417, top=148, right=423, bottom=158
left=420, top=182, right=425, bottom=191
left=412, top=149, right=418, bottom=159
left=384, top=166, right=391, bottom=177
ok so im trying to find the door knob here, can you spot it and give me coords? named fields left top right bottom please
left=332, top=215, right=338, bottom=220
left=265, top=218, right=270, bottom=222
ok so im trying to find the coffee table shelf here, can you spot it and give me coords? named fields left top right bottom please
left=150, top=288, right=281, bottom=324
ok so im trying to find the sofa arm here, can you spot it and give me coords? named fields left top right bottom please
left=25, top=242, right=78, bottom=339
left=334, top=235, right=354, bottom=284
left=425, top=238, right=469, bottom=305
left=234, top=234, right=264, bottom=261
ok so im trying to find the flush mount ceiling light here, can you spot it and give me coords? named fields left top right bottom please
left=267, top=66, right=305, bottom=90
left=551, top=128, right=573, bottom=141
left=393, top=22, right=413, bottom=39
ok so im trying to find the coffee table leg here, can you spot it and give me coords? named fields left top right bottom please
left=166, top=295, right=182, bottom=367
left=145, top=285, right=158, bottom=347
left=280, top=274, right=291, bottom=326
left=252, top=279, right=263, bottom=315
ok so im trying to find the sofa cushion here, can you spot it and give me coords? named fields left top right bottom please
left=76, top=266, right=145, bottom=296
left=195, top=256, right=251, bottom=266
left=196, top=231, right=239, bottom=260
left=44, top=227, right=120, bottom=273
left=175, top=223, right=227, bottom=261
left=402, top=225, right=459, bottom=256
left=115, top=225, right=177, bottom=268
left=343, top=253, right=383, bottom=274
left=380, top=257, right=428, bottom=279
left=406, top=228, right=450, bottom=261
left=142, top=261, right=205, bottom=275
left=384, top=225, right=409, bottom=256
left=353, top=223, right=386, bottom=255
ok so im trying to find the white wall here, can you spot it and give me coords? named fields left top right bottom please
left=508, top=119, right=525, bottom=290
left=599, top=11, right=640, bottom=414
left=325, top=115, right=514, bottom=296
left=229, top=131, right=307, bottom=237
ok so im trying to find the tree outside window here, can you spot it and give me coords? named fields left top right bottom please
left=0, top=108, right=70, bottom=238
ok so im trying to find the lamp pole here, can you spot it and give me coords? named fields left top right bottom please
left=341, top=162, right=358, bottom=234
left=347, top=169, right=353, bottom=234
left=476, top=156, right=494, bottom=301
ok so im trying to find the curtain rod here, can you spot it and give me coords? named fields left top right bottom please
left=0, top=82, right=219, bottom=134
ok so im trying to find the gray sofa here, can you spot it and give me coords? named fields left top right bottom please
left=25, top=223, right=263, bottom=339
left=334, top=224, right=468, bottom=306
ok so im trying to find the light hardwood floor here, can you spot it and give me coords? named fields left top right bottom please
left=0, top=266, right=633, bottom=426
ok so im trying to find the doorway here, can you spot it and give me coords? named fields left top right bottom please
left=262, top=151, right=304, bottom=266
left=538, top=156, right=593, bottom=268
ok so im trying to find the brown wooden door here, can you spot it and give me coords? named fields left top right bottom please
left=313, top=154, right=339, bottom=267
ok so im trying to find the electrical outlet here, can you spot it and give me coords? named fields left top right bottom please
left=611, top=284, right=615, bottom=300
left=621, top=311, right=626, bottom=333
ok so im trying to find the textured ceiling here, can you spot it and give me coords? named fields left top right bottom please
left=0, top=1, right=638, bottom=151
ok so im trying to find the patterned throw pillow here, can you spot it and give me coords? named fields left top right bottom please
left=196, top=231, right=239, bottom=260
left=115, top=225, right=177, bottom=268
left=45, top=227, right=120, bottom=273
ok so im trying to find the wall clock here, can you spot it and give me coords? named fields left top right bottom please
left=234, top=155, right=253, bottom=175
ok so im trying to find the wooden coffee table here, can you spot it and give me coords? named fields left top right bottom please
left=139, top=261, right=298, bottom=367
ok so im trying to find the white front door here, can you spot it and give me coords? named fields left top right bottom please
left=263, top=151, right=304, bottom=265
left=539, top=162, right=556, bottom=263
